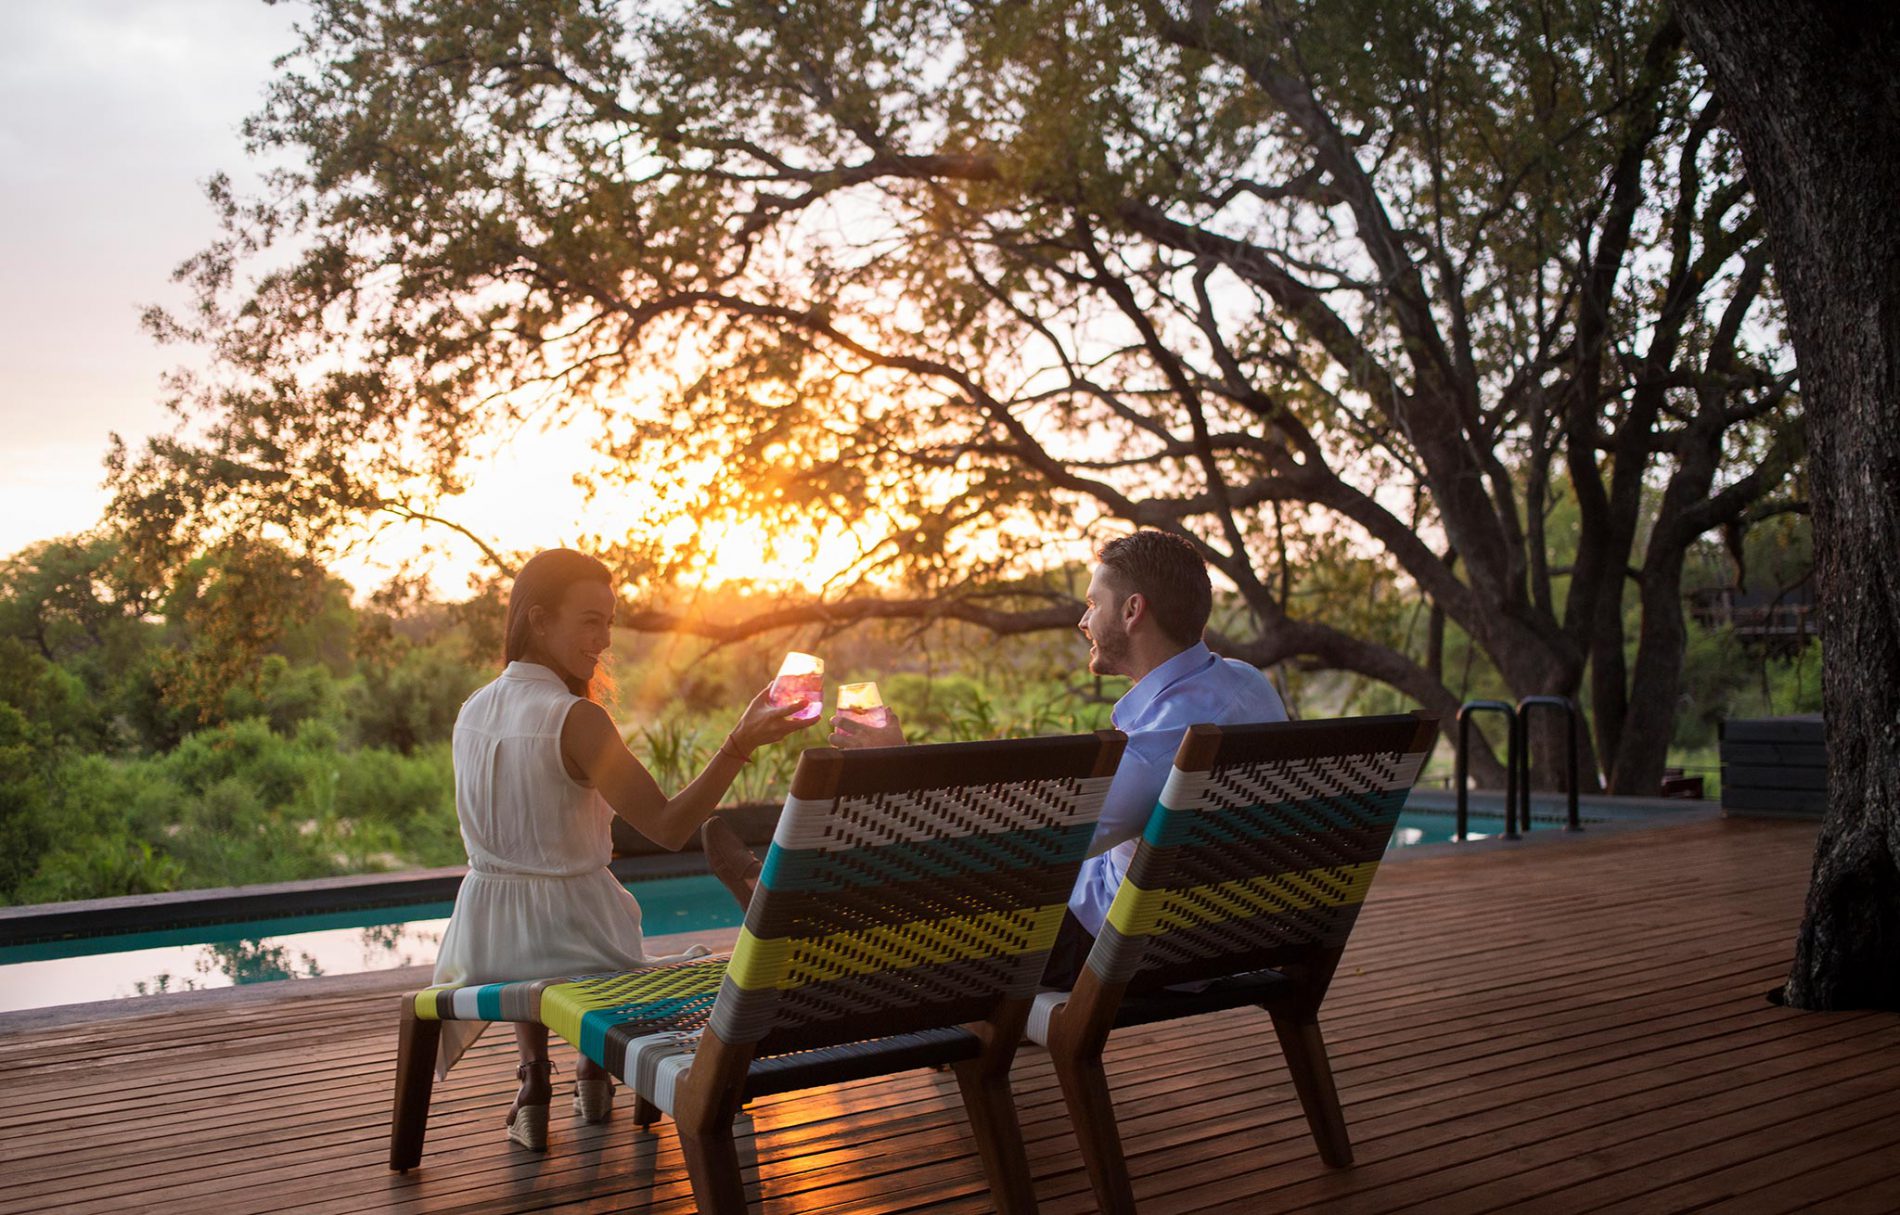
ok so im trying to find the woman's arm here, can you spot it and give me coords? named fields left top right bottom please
left=560, top=687, right=811, bottom=851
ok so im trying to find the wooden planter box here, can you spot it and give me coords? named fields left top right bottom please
left=1719, top=716, right=1827, bottom=819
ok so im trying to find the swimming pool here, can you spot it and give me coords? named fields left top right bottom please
left=0, top=873, right=744, bottom=1015
left=0, top=812, right=1518, bottom=1014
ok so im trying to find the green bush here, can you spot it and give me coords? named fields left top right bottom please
left=347, top=641, right=485, bottom=753
left=222, top=655, right=344, bottom=736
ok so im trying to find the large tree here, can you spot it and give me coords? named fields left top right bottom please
left=1672, top=0, right=1899, bottom=1010
left=118, top=0, right=1801, bottom=792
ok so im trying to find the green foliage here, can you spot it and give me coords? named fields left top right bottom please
left=0, top=703, right=54, bottom=900
left=0, top=537, right=1144, bottom=905
left=346, top=640, right=484, bottom=753
left=150, top=541, right=356, bottom=726
left=1674, top=630, right=1823, bottom=750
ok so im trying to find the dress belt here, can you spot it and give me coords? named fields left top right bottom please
left=465, top=865, right=600, bottom=880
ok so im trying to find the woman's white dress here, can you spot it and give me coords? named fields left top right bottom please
left=432, top=661, right=689, bottom=1075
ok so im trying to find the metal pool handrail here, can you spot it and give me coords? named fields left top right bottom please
left=1516, top=695, right=1582, bottom=832
left=1455, top=700, right=1518, bottom=842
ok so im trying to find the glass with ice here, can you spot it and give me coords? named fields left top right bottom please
left=836, top=681, right=891, bottom=729
left=770, top=651, right=824, bottom=723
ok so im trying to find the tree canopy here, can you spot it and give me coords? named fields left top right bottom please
left=119, top=0, right=1801, bottom=792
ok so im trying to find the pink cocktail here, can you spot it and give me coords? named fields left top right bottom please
left=836, top=681, right=892, bottom=729
left=770, top=652, right=824, bottom=723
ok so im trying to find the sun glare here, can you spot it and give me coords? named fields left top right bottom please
left=666, top=514, right=874, bottom=594
left=329, top=416, right=877, bottom=598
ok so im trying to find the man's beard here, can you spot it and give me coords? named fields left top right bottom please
left=1087, top=619, right=1132, bottom=677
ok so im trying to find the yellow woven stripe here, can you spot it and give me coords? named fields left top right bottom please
left=726, top=904, right=1067, bottom=992
left=413, top=987, right=451, bottom=1020
left=1104, top=861, right=1380, bottom=938
left=539, top=964, right=727, bottom=1047
left=542, top=983, right=586, bottom=1048
left=725, top=930, right=794, bottom=990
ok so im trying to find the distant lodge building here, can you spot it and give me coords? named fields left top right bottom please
left=1687, top=583, right=1817, bottom=653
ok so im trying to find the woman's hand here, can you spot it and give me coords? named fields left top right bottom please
left=726, top=685, right=817, bottom=756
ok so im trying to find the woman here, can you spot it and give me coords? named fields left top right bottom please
left=432, top=548, right=813, bottom=1150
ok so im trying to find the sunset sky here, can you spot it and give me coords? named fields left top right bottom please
left=2, top=2, right=286, bottom=557
left=0, top=1, right=651, bottom=596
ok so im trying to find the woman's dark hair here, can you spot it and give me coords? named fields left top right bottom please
left=1095, top=531, right=1212, bottom=648
left=503, top=548, right=614, bottom=700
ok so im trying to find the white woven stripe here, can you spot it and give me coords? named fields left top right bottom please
left=1156, top=765, right=1215, bottom=814
left=1163, top=751, right=1417, bottom=815
left=618, top=1031, right=700, bottom=1116
left=651, top=1052, right=694, bottom=1116
left=1024, top=989, right=1070, bottom=1046
left=771, top=774, right=1113, bottom=852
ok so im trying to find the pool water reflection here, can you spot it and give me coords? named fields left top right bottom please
left=0, top=874, right=743, bottom=1014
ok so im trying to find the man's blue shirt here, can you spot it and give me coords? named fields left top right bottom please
left=1068, top=641, right=1289, bottom=934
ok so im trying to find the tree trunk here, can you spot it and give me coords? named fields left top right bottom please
left=1610, top=553, right=1692, bottom=796
left=1674, top=0, right=1900, bottom=1010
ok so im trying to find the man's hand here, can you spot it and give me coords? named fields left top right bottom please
left=728, top=685, right=817, bottom=755
left=828, top=708, right=907, bottom=749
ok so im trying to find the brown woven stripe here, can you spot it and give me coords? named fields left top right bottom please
left=826, top=734, right=1118, bottom=797
left=1126, top=902, right=1369, bottom=986
left=1125, top=822, right=1394, bottom=890
left=753, top=952, right=1050, bottom=1054
left=1189, top=714, right=1425, bottom=766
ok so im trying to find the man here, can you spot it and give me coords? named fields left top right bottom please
left=702, top=530, right=1288, bottom=980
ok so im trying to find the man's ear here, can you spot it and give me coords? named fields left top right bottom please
left=1121, top=591, right=1145, bottom=630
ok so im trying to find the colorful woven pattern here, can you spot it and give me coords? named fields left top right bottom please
left=536, top=956, right=730, bottom=1114
left=410, top=976, right=574, bottom=1023
left=542, top=734, right=1122, bottom=1113
left=1087, top=717, right=1431, bottom=991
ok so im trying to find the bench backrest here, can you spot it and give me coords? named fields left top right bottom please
left=1086, top=714, right=1438, bottom=994
left=709, top=731, right=1125, bottom=1055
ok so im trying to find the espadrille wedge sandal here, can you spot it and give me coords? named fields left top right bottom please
left=505, top=1059, right=554, bottom=1151
left=574, top=1075, right=614, bottom=1123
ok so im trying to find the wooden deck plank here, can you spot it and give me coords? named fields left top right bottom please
left=5, top=817, right=1895, bottom=1214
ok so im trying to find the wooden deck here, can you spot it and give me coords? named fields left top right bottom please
left=5, top=817, right=1898, bottom=1214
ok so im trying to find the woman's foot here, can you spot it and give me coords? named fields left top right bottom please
left=507, top=1059, right=554, bottom=1151
left=701, top=817, right=761, bottom=909
left=574, top=1058, right=615, bottom=1123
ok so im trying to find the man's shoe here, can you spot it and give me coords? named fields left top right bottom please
left=701, top=817, right=761, bottom=910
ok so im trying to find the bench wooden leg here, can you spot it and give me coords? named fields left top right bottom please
left=1048, top=1044, right=1136, bottom=1215
left=953, top=1058, right=1040, bottom=1215
left=632, top=1093, right=663, bottom=1129
left=1267, top=1009, right=1353, bottom=1167
left=389, top=998, right=440, bottom=1171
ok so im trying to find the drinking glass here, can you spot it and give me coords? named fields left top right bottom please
left=836, top=681, right=891, bottom=729
left=769, top=651, right=824, bottom=723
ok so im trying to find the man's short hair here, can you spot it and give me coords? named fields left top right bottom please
left=1095, top=531, right=1212, bottom=648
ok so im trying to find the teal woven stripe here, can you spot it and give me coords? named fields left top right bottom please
left=474, top=984, right=506, bottom=1021
left=1141, top=788, right=1408, bottom=848
left=578, top=993, right=719, bottom=1062
left=758, top=821, right=1095, bottom=892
